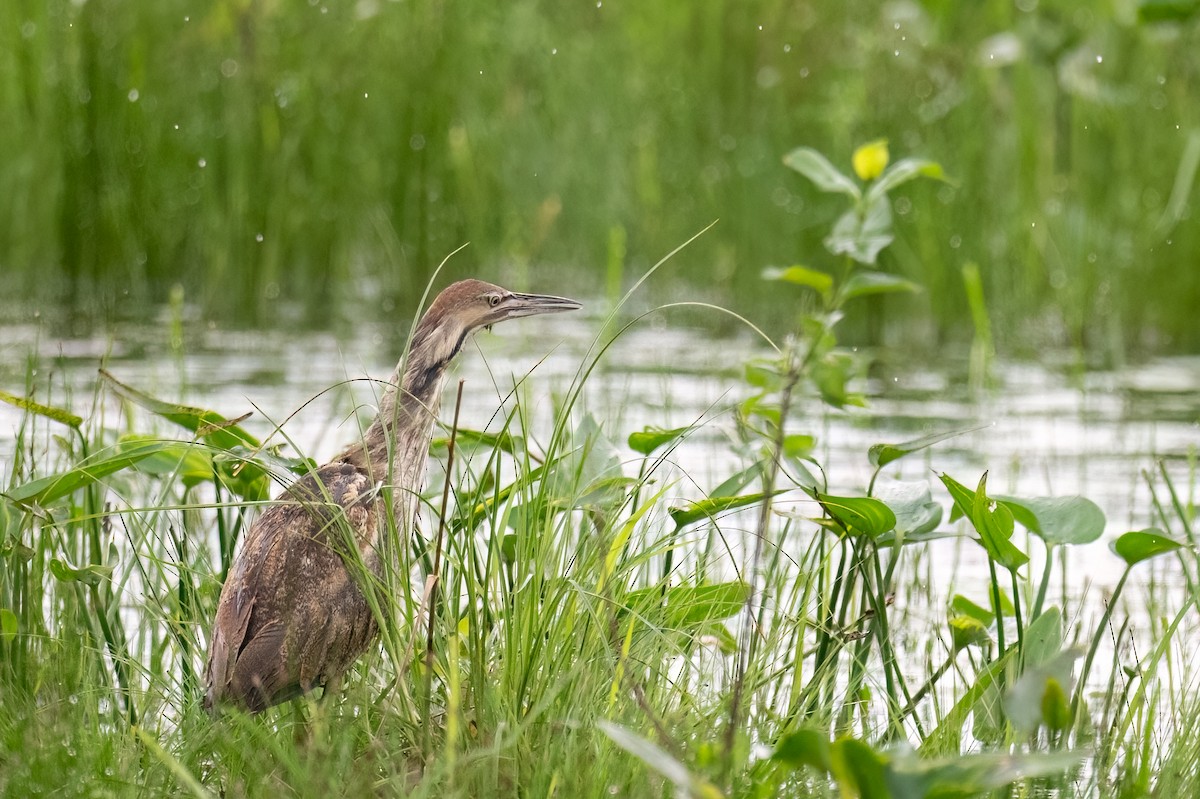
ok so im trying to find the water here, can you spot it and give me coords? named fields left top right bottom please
left=2, top=308, right=1197, bottom=594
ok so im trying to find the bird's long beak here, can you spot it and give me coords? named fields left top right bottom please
left=500, top=292, right=583, bottom=319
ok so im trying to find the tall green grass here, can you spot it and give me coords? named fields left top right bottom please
left=2, top=1, right=1199, bottom=353
left=2, top=276, right=1199, bottom=797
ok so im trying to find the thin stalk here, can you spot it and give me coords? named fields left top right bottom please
left=1072, top=566, right=1130, bottom=724
left=422, top=380, right=466, bottom=755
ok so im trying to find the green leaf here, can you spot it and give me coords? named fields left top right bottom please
left=4, top=441, right=194, bottom=508
left=869, top=423, right=988, bottom=469
left=625, top=581, right=750, bottom=627
left=949, top=615, right=991, bottom=651
left=950, top=594, right=995, bottom=625
left=865, top=158, right=947, bottom=204
left=668, top=492, right=775, bottom=529
left=627, top=425, right=691, bottom=456
left=50, top=558, right=113, bottom=587
left=996, top=495, right=1106, bottom=546
left=811, top=351, right=864, bottom=409
left=0, top=608, right=17, bottom=640
left=783, top=147, right=861, bottom=199
left=546, top=414, right=624, bottom=508
left=1111, top=528, right=1182, bottom=566
left=939, top=472, right=1028, bottom=571
left=825, top=197, right=892, bottom=265
left=0, top=390, right=83, bottom=429
left=772, top=728, right=833, bottom=772
left=813, top=492, right=897, bottom=538
left=100, top=369, right=259, bottom=450
left=830, top=738, right=890, bottom=799
left=1004, top=648, right=1080, bottom=735
left=431, top=427, right=520, bottom=455
left=839, top=269, right=920, bottom=302
left=874, top=480, right=943, bottom=537
left=1022, top=607, right=1065, bottom=668
left=1138, top=0, right=1200, bottom=24
left=117, top=435, right=214, bottom=487
left=761, top=265, right=834, bottom=297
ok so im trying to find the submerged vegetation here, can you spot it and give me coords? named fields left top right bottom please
left=3, top=141, right=1198, bottom=798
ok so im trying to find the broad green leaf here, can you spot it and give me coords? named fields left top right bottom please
left=830, top=738, right=890, bottom=799
left=813, top=492, right=897, bottom=538
left=868, top=423, right=987, bottom=468
left=500, top=533, right=518, bottom=566
left=668, top=491, right=775, bottom=529
left=1004, top=648, right=1080, bottom=735
left=949, top=615, right=991, bottom=650
left=783, top=147, right=861, bottom=199
left=874, top=480, right=944, bottom=537
left=117, top=435, right=213, bottom=487
left=0, top=608, right=17, bottom=640
left=825, top=197, right=893, bottom=265
left=875, top=529, right=960, bottom=548
left=1111, top=528, right=1181, bottom=565
left=1022, top=607, right=1065, bottom=668
left=598, top=721, right=724, bottom=799
left=997, top=495, right=1106, bottom=546
left=709, top=461, right=765, bottom=499
left=100, top=369, right=259, bottom=450
left=772, top=728, right=833, bottom=772
left=840, top=269, right=921, bottom=302
left=950, top=594, right=995, bottom=625
left=761, top=265, right=834, bottom=297
left=4, top=441, right=192, bottom=508
left=811, top=351, right=864, bottom=409
left=627, top=425, right=691, bottom=456
left=50, top=558, right=113, bottom=587
left=696, top=622, right=738, bottom=654
left=625, top=581, right=749, bottom=627
left=0, top=390, right=83, bottom=429
left=939, top=473, right=1028, bottom=571
left=890, top=749, right=1083, bottom=799
left=865, top=157, right=947, bottom=204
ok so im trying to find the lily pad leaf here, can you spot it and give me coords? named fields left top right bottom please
left=996, top=495, right=1106, bottom=546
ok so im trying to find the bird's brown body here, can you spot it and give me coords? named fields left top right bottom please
left=203, top=280, right=579, bottom=712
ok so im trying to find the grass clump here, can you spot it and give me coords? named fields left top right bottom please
left=3, top=146, right=1200, bottom=799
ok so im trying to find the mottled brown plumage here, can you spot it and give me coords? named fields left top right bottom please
left=203, top=279, right=580, bottom=712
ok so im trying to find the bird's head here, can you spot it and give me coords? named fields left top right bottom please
left=413, top=279, right=582, bottom=367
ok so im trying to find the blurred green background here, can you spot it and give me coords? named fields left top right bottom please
left=2, top=0, right=1198, bottom=354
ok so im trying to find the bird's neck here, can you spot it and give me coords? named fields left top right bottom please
left=340, top=320, right=463, bottom=527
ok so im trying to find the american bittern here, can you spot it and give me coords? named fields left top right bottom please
left=203, top=279, right=580, bottom=712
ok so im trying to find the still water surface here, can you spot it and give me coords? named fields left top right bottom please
left=2, top=306, right=1197, bottom=594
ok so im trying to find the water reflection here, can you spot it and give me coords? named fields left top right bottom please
left=2, top=310, right=1196, bottom=590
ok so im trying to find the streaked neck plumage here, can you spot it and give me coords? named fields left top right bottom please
left=341, top=311, right=467, bottom=529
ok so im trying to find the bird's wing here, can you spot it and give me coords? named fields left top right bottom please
left=204, top=462, right=381, bottom=711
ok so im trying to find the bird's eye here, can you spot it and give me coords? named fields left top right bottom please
left=488, top=294, right=502, bottom=307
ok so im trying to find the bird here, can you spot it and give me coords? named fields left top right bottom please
left=202, top=279, right=581, bottom=712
